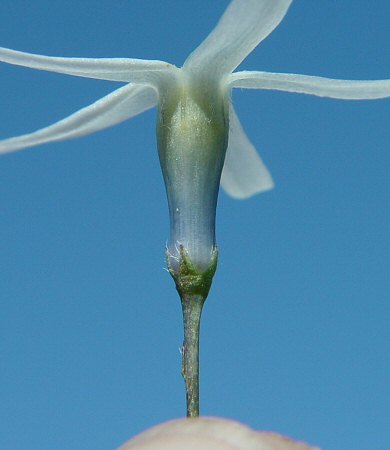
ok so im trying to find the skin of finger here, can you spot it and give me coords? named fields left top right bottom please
left=116, top=417, right=320, bottom=450
left=120, top=434, right=238, bottom=450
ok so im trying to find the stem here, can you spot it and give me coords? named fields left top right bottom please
left=167, top=245, right=218, bottom=417
left=181, top=293, right=206, bottom=417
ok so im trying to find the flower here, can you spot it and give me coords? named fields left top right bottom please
left=1, top=0, right=390, bottom=277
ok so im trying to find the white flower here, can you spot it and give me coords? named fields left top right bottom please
left=1, top=0, right=390, bottom=273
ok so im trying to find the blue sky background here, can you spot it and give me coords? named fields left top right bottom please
left=0, top=1, right=389, bottom=449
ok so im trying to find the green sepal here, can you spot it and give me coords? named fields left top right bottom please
left=167, top=245, right=218, bottom=299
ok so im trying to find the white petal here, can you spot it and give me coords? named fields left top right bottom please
left=221, top=105, right=274, bottom=199
left=184, top=0, right=292, bottom=77
left=0, top=46, right=178, bottom=84
left=0, top=84, right=156, bottom=154
left=229, top=71, right=390, bottom=99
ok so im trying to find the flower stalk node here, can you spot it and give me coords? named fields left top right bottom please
left=167, top=245, right=218, bottom=299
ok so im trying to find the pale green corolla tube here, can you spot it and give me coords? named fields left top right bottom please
left=157, top=75, right=228, bottom=276
left=2, top=0, right=390, bottom=417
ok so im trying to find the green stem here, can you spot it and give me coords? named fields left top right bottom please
left=181, top=293, right=205, bottom=417
left=167, top=245, right=218, bottom=417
